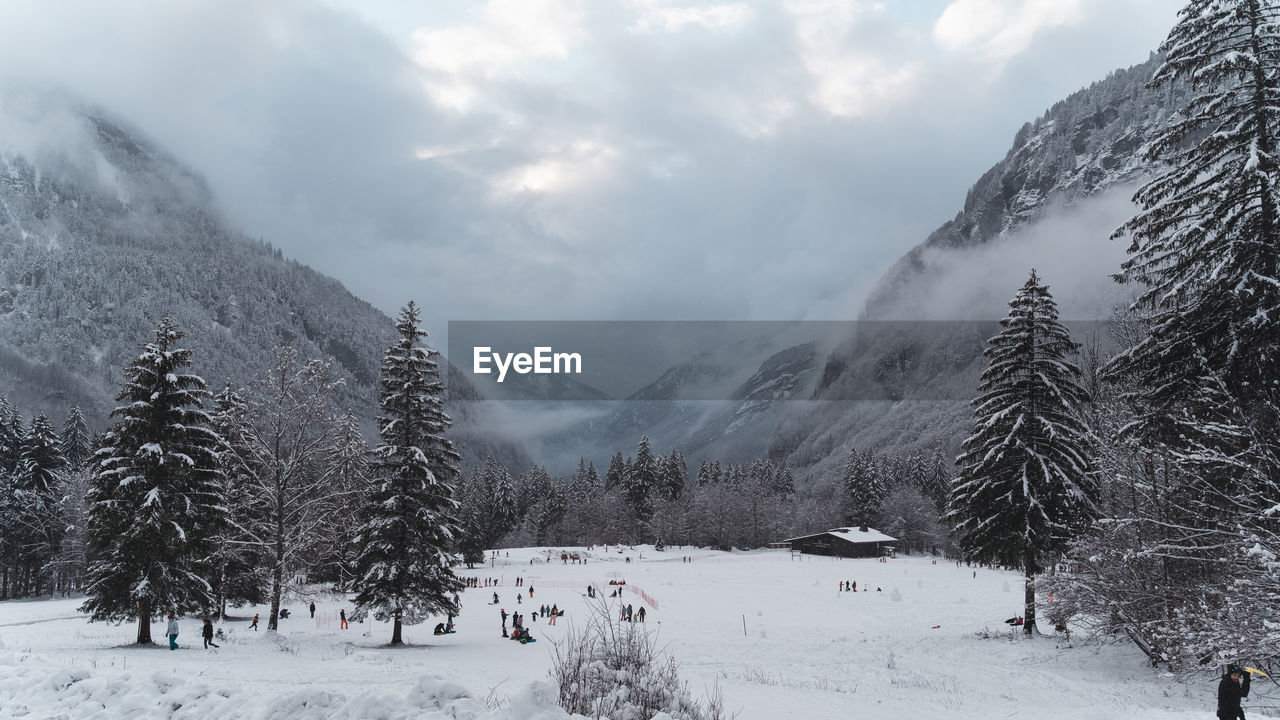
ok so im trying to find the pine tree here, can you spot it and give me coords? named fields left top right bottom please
left=351, top=301, right=464, bottom=645
left=485, top=455, right=519, bottom=545
left=1111, top=0, right=1280, bottom=439
left=696, top=460, right=713, bottom=487
left=605, top=452, right=626, bottom=491
left=841, top=448, right=884, bottom=528
left=0, top=395, right=20, bottom=474
left=661, top=449, right=687, bottom=500
left=949, top=271, right=1097, bottom=635
left=625, top=435, right=661, bottom=540
left=323, top=410, right=371, bottom=591
left=13, top=414, right=67, bottom=594
left=59, top=406, right=93, bottom=471
left=772, top=465, right=795, bottom=496
left=206, top=382, right=267, bottom=617
left=81, top=318, right=226, bottom=644
left=1099, top=0, right=1280, bottom=663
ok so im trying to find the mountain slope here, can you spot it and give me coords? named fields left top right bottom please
left=0, top=94, right=522, bottom=471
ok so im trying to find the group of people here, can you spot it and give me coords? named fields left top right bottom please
left=466, top=577, right=501, bottom=588
left=501, top=608, right=534, bottom=642
left=619, top=604, right=645, bottom=622
left=165, top=614, right=223, bottom=650
left=838, top=580, right=858, bottom=592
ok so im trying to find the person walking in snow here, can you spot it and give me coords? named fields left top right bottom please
left=202, top=618, right=219, bottom=649
left=309, top=601, right=316, bottom=618
left=493, top=592, right=500, bottom=604
left=1218, top=664, right=1251, bottom=720
left=340, top=609, right=349, bottom=629
left=529, top=585, right=534, bottom=598
left=637, top=607, right=645, bottom=623
left=249, top=613, right=259, bottom=631
left=549, top=604, right=558, bottom=625
left=501, top=608, right=508, bottom=637
left=166, top=614, right=180, bottom=650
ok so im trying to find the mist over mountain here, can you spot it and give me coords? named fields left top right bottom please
left=518, top=52, right=1185, bottom=494
left=0, top=87, right=524, bottom=471
left=0, top=49, right=1185, bottom=488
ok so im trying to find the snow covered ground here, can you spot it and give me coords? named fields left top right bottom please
left=0, top=548, right=1260, bottom=719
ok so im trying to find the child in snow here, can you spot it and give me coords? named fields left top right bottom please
left=202, top=618, right=219, bottom=649
left=549, top=604, right=558, bottom=625
left=249, top=613, right=259, bottom=631
left=167, top=614, right=180, bottom=650
left=340, top=609, right=349, bottom=629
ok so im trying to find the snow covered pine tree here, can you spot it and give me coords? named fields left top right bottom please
left=948, top=270, right=1097, bottom=635
left=1105, top=0, right=1280, bottom=663
left=80, top=317, right=226, bottom=644
left=842, top=448, right=886, bottom=528
left=351, top=301, right=465, bottom=645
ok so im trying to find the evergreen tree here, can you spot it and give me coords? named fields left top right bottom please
left=696, top=460, right=713, bottom=487
left=59, top=406, right=93, bottom=471
left=206, top=382, right=268, bottom=617
left=625, top=435, right=661, bottom=540
left=1098, top=0, right=1280, bottom=664
left=12, top=415, right=67, bottom=595
left=772, top=465, right=795, bottom=496
left=0, top=395, right=19, bottom=474
left=455, top=473, right=487, bottom=569
left=948, top=271, right=1097, bottom=635
left=661, top=449, right=687, bottom=500
left=485, top=455, right=519, bottom=544
left=81, top=318, right=226, bottom=644
left=323, top=410, right=371, bottom=591
left=605, top=452, right=626, bottom=491
left=351, top=301, right=464, bottom=645
left=841, top=448, right=884, bottom=527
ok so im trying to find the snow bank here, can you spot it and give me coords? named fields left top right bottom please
left=0, top=652, right=577, bottom=720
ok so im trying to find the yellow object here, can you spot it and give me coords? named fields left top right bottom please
left=1244, top=666, right=1270, bottom=678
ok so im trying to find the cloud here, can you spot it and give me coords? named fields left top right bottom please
left=631, top=1, right=755, bottom=33
left=785, top=0, right=922, bottom=118
left=0, top=0, right=1178, bottom=354
left=411, top=0, right=587, bottom=111
left=873, top=188, right=1142, bottom=322
left=935, top=0, right=1084, bottom=62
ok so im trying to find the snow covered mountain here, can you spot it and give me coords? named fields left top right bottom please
left=0, top=90, right=522, bottom=471
left=530, top=52, right=1187, bottom=492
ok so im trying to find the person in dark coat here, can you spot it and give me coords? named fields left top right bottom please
left=202, top=618, right=219, bottom=649
left=309, top=601, right=316, bottom=618
left=1218, top=664, right=1251, bottom=720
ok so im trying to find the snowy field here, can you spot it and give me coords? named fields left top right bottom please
left=0, top=547, right=1261, bottom=719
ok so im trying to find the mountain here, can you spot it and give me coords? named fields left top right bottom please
left=0, top=90, right=522, bottom=471
left=521, top=52, right=1185, bottom=492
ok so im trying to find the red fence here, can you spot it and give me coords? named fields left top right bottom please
left=627, top=584, right=659, bottom=610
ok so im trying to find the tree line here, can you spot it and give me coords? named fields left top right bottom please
left=0, top=302, right=463, bottom=646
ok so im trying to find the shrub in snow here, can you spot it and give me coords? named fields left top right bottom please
left=550, top=598, right=728, bottom=720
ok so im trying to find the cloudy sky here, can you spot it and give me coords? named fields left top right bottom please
left=0, top=0, right=1178, bottom=336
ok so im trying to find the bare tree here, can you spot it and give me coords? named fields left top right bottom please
left=225, top=346, right=344, bottom=631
